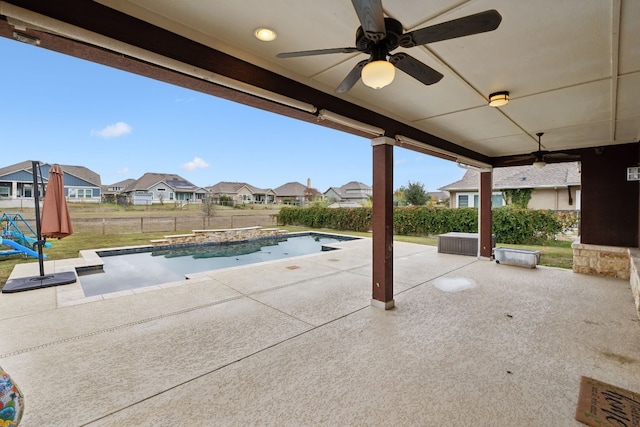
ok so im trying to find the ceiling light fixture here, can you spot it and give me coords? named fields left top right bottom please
left=254, top=27, right=277, bottom=42
left=361, top=60, right=395, bottom=89
left=488, top=91, right=509, bottom=107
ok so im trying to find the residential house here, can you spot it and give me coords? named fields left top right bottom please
left=274, top=181, right=322, bottom=206
left=324, top=181, right=372, bottom=205
left=122, top=173, right=208, bottom=205
left=439, top=162, right=581, bottom=210
left=0, top=160, right=102, bottom=207
left=101, top=178, right=136, bottom=202
left=206, top=181, right=276, bottom=205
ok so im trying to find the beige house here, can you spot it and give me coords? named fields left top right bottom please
left=439, top=162, right=581, bottom=210
left=274, top=181, right=322, bottom=206
left=323, top=181, right=372, bottom=205
left=206, top=182, right=276, bottom=205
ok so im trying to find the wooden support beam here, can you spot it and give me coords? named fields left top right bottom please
left=371, top=137, right=394, bottom=309
left=479, top=170, right=493, bottom=258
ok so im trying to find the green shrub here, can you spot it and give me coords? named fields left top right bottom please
left=277, top=206, right=571, bottom=244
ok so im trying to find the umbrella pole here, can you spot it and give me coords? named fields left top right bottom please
left=32, top=160, right=45, bottom=278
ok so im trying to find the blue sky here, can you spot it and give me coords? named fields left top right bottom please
left=0, top=37, right=465, bottom=193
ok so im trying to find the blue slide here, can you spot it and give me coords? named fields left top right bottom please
left=0, top=237, right=45, bottom=259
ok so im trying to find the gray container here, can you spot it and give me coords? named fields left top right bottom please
left=493, top=247, right=540, bottom=268
left=437, top=232, right=496, bottom=256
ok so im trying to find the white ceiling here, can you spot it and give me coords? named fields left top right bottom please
left=91, top=0, right=640, bottom=158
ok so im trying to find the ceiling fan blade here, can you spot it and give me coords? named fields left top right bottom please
left=389, top=53, right=443, bottom=85
left=543, top=153, right=581, bottom=161
left=277, top=47, right=360, bottom=58
left=400, top=9, right=502, bottom=48
left=504, top=154, right=535, bottom=164
left=335, top=60, right=368, bottom=93
left=351, top=0, right=386, bottom=42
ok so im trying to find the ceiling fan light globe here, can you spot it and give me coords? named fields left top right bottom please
left=533, top=160, right=546, bottom=169
left=362, top=60, right=395, bottom=89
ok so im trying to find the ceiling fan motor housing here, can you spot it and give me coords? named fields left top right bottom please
left=355, top=17, right=403, bottom=55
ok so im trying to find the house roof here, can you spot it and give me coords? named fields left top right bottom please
left=62, top=165, right=102, bottom=186
left=207, top=181, right=271, bottom=195
left=340, top=181, right=372, bottom=191
left=440, top=162, right=581, bottom=191
left=105, top=178, right=136, bottom=189
left=0, top=161, right=101, bottom=186
left=102, top=178, right=136, bottom=194
left=124, top=173, right=200, bottom=192
left=324, top=181, right=372, bottom=199
left=274, top=181, right=321, bottom=197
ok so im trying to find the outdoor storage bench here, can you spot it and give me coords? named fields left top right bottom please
left=493, top=247, right=540, bottom=268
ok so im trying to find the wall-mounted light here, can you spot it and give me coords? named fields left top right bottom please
left=13, top=31, right=40, bottom=46
left=318, top=109, right=384, bottom=136
left=361, top=60, right=395, bottom=89
left=488, top=91, right=509, bottom=107
left=254, top=28, right=277, bottom=42
left=395, top=135, right=492, bottom=169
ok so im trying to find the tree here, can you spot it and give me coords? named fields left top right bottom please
left=201, top=195, right=217, bottom=226
left=400, top=181, right=430, bottom=206
left=393, top=188, right=407, bottom=206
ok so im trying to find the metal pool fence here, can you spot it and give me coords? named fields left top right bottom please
left=12, top=214, right=278, bottom=235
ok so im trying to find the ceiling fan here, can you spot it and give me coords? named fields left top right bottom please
left=508, top=132, right=581, bottom=169
left=276, top=0, right=502, bottom=93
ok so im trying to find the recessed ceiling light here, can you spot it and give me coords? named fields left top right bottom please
left=254, top=28, right=277, bottom=42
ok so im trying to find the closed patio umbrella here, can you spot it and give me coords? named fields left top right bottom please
left=41, top=164, right=73, bottom=239
left=2, top=161, right=76, bottom=293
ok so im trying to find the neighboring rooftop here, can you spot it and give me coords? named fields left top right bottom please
left=440, top=162, right=581, bottom=191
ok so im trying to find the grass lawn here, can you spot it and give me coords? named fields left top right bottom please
left=0, top=225, right=575, bottom=290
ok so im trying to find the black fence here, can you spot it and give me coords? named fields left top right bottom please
left=8, top=214, right=278, bottom=236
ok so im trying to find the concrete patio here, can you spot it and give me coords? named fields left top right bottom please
left=0, top=238, right=638, bottom=426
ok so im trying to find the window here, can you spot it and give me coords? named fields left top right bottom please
left=457, top=192, right=504, bottom=208
left=68, top=188, right=93, bottom=198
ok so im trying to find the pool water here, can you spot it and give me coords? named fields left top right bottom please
left=78, top=233, right=353, bottom=297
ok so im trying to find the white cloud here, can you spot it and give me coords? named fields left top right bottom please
left=116, top=167, right=129, bottom=175
left=91, top=122, right=132, bottom=139
left=181, top=157, right=210, bottom=171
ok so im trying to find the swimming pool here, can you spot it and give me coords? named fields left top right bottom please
left=78, top=233, right=356, bottom=296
